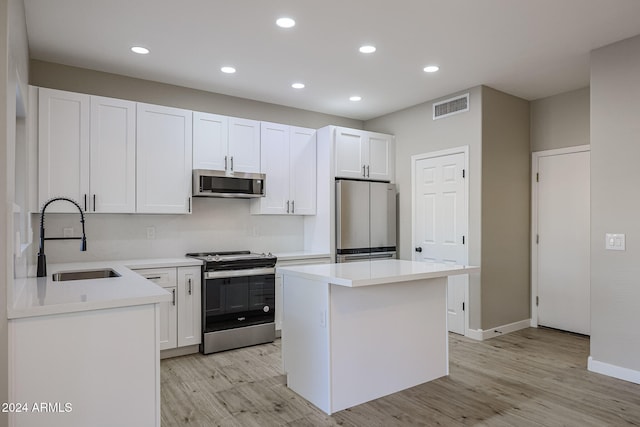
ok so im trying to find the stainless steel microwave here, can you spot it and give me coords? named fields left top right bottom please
left=193, top=169, right=265, bottom=198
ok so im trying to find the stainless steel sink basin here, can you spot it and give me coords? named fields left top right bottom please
left=52, top=268, right=121, bottom=282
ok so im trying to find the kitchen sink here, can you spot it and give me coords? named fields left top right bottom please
left=52, top=268, right=121, bottom=282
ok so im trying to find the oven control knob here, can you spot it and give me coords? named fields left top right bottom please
left=263, top=306, right=270, bottom=313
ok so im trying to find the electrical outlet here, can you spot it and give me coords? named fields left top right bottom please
left=146, top=226, right=156, bottom=240
left=63, top=227, right=73, bottom=238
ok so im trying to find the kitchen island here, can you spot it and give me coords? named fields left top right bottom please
left=277, top=259, right=479, bottom=415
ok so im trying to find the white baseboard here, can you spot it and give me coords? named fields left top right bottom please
left=588, top=356, right=640, bottom=385
left=465, top=319, right=531, bottom=341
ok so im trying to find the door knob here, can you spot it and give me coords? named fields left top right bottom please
left=415, top=247, right=422, bottom=252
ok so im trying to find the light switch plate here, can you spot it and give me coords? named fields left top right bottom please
left=605, top=233, right=625, bottom=251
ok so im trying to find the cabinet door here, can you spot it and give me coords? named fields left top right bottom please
left=253, top=122, right=290, bottom=214
left=136, top=103, right=193, bottom=213
left=228, top=117, right=260, bottom=173
left=38, top=88, right=90, bottom=212
left=135, top=268, right=179, bottom=350
left=335, top=127, right=366, bottom=179
left=159, top=286, right=178, bottom=350
left=367, top=133, right=395, bottom=182
left=290, top=126, right=316, bottom=215
left=89, top=96, right=136, bottom=213
left=177, top=267, right=201, bottom=347
left=193, top=111, right=229, bottom=171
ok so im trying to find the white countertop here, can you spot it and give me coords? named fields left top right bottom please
left=9, top=258, right=203, bottom=319
left=277, top=259, right=480, bottom=287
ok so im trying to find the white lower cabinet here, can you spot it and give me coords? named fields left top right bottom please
left=134, top=266, right=201, bottom=351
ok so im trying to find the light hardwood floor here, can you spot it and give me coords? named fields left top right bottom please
left=161, top=328, right=640, bottom=426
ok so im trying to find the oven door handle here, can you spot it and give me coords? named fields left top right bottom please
left=204, top=267, right=275, bottom=279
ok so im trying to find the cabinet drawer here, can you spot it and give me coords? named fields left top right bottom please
left=133, top=267, right=177, bottom=288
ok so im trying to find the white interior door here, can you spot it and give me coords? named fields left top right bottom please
left=413, top=150, right=467, bottom=335
left=535, top=148, right=590, bottom=335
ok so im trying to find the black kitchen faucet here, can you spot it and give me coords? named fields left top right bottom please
left=37, top=197, right=87, bottom=277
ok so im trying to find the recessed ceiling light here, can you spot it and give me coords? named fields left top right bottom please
left=423, top=65, right=440, bottom=73
left=349, top=96, right=362, bottom=102
left=131, top=46, right=149, bottom=55
left=359, top=45, right=376, bottom=54
left=276, top=17, right=296, bottom=28
left=221, top=66, right=236, bottom=74
left=292, top=83, right=305, bottom=89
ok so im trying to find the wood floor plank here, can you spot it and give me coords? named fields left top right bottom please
left=161, top=328, right=640, bottom=426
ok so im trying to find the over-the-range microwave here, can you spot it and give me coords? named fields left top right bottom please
left=193, top=169, right=266, bottom=198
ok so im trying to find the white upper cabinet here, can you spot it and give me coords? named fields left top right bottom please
left=89, top=96, right=136, bottom=213
left=228, top=117, right=261, bottom=173
left=192, top=112, right=228, bottom=171
left=38, top=89, right=137, bottom=213
left=38, top=88, right=90, bottom=213
left=334, top=127, right=394, bottom=182
left=252, top=122, right=316, bottom=215
left=290, top=126, right=317, bottom=215
left=136, top=103, right=193, bottom=214
left=193, top=112, right=260, bottom=174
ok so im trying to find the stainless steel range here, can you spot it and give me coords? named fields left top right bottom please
left=186, top=251, right=277, bottom=354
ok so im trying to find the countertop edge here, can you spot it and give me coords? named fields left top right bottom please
left=277, top=262, right=480, bottom=287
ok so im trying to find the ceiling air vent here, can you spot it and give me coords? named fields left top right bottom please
left=433, top=93, right=469, bottom=120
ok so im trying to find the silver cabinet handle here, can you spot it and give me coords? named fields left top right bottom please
left=145, top=276, right=162, bottom=280
left=230, top=156, right=234, bottom=171
left=286, top=200, right=290, bottom=214
left=362, top=165, right=366, bottom=177
left=224, top=155, right=228, bottom=170
left=188, top=277, right=192, bottom=295
left=172, top=288, right=176, bottom=306
left=84, top=194, right=87, bottom=212
left=366, top=165, right=370, bottom=177
left=291, top=200, right=295, bottom=214
left=93, top=194, right=96, bottom=212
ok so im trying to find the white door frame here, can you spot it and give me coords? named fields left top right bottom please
left=530, top=144, right=590, bottom=328
left=411, top=145, right=470, bottom=334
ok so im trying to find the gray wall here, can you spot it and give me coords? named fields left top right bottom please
left=590, top=34, right=640, bottom=372
left=365, top=86, right=483, bottom=329
left=480, top=86, right=531, bottom=329
left=365, top=85, right=531, bottom=332
left=1, top=0, right=29, bottom=425
left=531, top=87, right=590, bottom=152
left=30, top=60, right=362, bottom=130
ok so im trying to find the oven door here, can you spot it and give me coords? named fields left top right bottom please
left=203, top=269, right=275, bottom=333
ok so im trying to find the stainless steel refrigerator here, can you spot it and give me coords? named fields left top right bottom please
left=336, top=179, right=397, bottom=263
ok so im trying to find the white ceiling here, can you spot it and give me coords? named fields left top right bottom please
left=23, top=0, right=640, bottom=121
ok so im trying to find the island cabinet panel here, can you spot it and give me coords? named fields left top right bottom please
left=329, top=279, right=448, bottom=412
left=281, top=275, right=331, bottom=413
left=9, top=304, right=161, bottom=427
